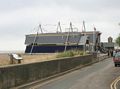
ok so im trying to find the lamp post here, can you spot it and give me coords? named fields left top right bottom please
left=92, top=27, right=96, bottom=52
left=118, top=23, right=120, bottom=47
left=83, top=21, right=86, bottom=55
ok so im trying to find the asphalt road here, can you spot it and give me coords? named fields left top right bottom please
left=116, top=79, right=120, bottom=89
left=29, top=58, right=120, bottom=89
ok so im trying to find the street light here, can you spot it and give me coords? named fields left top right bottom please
left=118, top=23, right=120, bottom=47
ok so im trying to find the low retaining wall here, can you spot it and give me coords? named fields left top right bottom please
left=0, top=55, right=97, bottom=89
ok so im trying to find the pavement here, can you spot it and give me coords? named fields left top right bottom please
left=25, top=57, right=120, bottom=89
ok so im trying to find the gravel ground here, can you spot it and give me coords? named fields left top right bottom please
left=0, top=53, right=57, bottom=66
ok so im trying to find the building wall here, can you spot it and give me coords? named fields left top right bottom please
left=25, top=45, right=84, bottom=53
left=25, top=31, right=101, bottom=53
left=25, top=34, right=81, bottom=45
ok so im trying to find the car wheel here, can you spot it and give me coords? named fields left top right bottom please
left=115, top=64, right=117, bottom=67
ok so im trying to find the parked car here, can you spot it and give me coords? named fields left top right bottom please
left=113, top=52, right=120, bottom=67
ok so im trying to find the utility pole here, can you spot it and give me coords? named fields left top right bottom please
left=83, top=21, right=86, bottom=54
left=92, top=26, right=96, bottom=52
left=118, top=23, right=120, bottom=47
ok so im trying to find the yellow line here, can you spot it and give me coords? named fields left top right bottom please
left=111, top=76, right=120, bottom=89
left=114, top=77, right=120, bottom=89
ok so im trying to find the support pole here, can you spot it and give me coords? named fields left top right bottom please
left=39, top=24, right=43, bottom=34
left=83, top=21, right=86, bottom=54
left=70, top=22, right=73, bottom=32
left=57, top=22, right=62, bottom=33
left=30, top=24, right=40, bottom=54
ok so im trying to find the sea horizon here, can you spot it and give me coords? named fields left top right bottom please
left=0, top=50, right=24, bottom=54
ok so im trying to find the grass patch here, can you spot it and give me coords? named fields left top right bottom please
left=56, top=50, right=87, bottom=58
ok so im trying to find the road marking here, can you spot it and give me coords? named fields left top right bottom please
left=29, top=73, right=68, bottom=89
left=111, top=76, right=120, bottom=89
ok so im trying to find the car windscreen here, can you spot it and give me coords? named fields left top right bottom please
left=115, top=52, right=120, bottom=57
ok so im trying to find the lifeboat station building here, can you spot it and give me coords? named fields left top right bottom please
left=25, top=31, right=101, bottom=53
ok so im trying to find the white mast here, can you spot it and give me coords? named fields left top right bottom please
left=57, top=21, right=62, bottom=33
left=30, top=24, right=41, bottom=54
left=39, top=24, right=43, bottom=34
left=70, top=22, right=73, bottom=32
left=83, top=21, right=86, bottom=32
left=64, top=22, right=71, bottom=52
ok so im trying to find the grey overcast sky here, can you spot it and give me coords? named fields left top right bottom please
left=0, top=0, right=120, bottom=51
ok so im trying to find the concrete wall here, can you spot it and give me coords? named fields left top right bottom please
left=0, top=55, right=97, bottom=89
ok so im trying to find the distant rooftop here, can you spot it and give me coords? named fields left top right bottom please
left=25, top=31, right=101, bottom=45
left=81, top=31, right=101, bottom=34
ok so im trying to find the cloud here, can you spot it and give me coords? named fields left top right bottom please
left=0, top=0, right=120, bottom=51
left=0, top=0, right=120, bottom=12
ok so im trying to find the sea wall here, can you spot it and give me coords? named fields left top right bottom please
left=0, top=55, right=97, bottom=89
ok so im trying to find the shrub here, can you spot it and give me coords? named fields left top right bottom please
left=56, top=50, right=86, bottom=58
left=56, top=50, right=74, bottom=58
